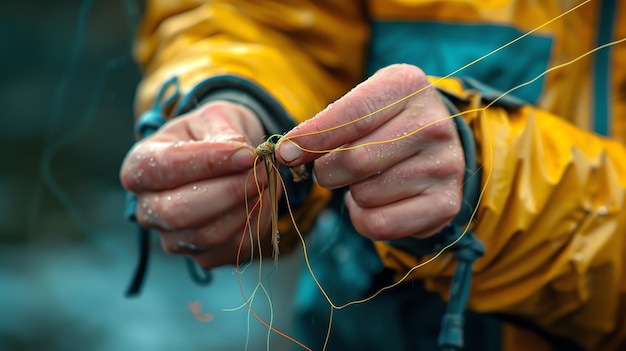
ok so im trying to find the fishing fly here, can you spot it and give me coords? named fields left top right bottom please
left=253, top=134, right=309, bottom=266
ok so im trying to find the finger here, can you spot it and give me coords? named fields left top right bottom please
left=344, top=188, right=462, bottom=241
left=135, top=170, right=264, bottom=230
left=121, top=101, right=264, bottom=193
left=159, top=222, right=254, bottom=269
left=158, top=203, right=252, bottom=253
left=121, top=140, right=257, bottom=192
left=347, top=149, right=464, bottom=208
left=312, top=104, right=454, bottom=189
left=189, top=198, right=273, bottom=269
left=275, top=64, right=432, bottom=166
left=156, top=101, right=264, bottom=144
left=158, top=198, right=272, bottom=269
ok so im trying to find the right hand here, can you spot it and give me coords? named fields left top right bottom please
left=120, top=101, right=272, bottom=269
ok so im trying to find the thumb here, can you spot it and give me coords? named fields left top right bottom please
left=276, top=64, right=427, bottom=166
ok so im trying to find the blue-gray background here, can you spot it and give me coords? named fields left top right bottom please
left=0, top=1, right=302, bottom=350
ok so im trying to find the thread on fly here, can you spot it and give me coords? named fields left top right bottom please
left=254, top=135, right=282, bottom=266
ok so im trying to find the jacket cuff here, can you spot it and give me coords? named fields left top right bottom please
left=438, top=90, right=481, bottom=228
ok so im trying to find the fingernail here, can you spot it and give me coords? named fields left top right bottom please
left=278, top=140, right=302, bottom=163
left=231, top=148, right=255, bottom=168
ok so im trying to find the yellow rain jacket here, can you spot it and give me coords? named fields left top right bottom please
left=134, top=0, right=626, bottom=350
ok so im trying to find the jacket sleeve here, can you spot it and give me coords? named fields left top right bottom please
left=133, top=0, right=369, bottom=238
left=376, top=77, right=626, bottom=350
left=134, top=0, right=368, bottom=123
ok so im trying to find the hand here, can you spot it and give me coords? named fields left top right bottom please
left=276, top=64, right=465, bottom=240
left=120, top=101, right=272, bottom=269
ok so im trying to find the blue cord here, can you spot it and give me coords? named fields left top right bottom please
left=125, top=77, right=213, bottom=297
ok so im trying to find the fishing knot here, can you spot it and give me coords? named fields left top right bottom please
left=255, top=140, right=275, bottom=158
left=451, top=231, right=485, bottom=263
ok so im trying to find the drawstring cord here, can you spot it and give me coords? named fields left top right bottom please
left=124, top=77, right=212, bottom=297
left=437, top=229, right=485, bottom=351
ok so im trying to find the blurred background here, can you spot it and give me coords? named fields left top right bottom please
left=0, top=1, right=302, bottom=350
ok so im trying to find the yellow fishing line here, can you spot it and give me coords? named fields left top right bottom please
left=232, top=155, right=314, bottom=351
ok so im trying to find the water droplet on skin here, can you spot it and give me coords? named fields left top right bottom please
left=134, top=168, right=144, bottom=183
left=166, top=195, right=172, bottom=201
left=203, top=186, right=208, bottom=192
left=147, top=208, right=153, bottom=215
left=192, top=185, right=198, bottom=191
left=597, top=206, right=608, bottom=216
left=148, top=157, right=156, bottom=168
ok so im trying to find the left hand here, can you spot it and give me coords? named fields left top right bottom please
left=275, top=64, right=465, bottom=240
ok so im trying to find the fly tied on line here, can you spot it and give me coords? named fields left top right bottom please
left=253, top=134, right=310, bottom=266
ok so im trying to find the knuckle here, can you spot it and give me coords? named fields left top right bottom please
left=427, top=151, right=465, bottom=180
left=120, top=159, right=146, bottom=192
left=345, top=145, right=378, bottom=176
left=424, top=119, right=455, bottom=141
left=156, top=196, right=186, bottom=229
left=385, top=64, right=429, bottom=92
left=135, top=194, right=165, bottom=229
left=349, top=181, right=376, bottom=207
left=356, top=209, right=395, bottom=240
left=383, top=64, right=427, bottom=81
left=431, top=193, right=461, bottom=222
left=342, top=93, right=379, bottom=136
left=197, top=100, right=232, bottom=117
left=159, top=235, right=182, bottom=254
